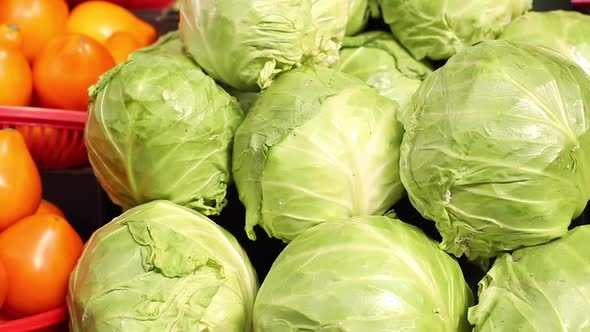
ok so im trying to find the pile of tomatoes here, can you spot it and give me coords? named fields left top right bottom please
left=0, top=0, right=158, bottom=111
left=0, top=129, right=84, bottom=322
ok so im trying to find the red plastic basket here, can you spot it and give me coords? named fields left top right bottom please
left=572, top=0, right=590, bottom=8
left=0, top=106, right=88, bottom=170
left=0, top=307, right=68, bottom=332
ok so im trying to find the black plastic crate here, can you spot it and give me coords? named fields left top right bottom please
left=40, top=168, right=120, bottom=241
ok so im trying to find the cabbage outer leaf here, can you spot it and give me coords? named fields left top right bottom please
left=501, top=10, right=590, bottom=75
left=68, top=200, right=259, bottom=332
left=378, top=0, right=532, bottom=60
left=86, top=32, right=243, bottom=215
left=254, top=215, right=474, bottom=331
left=400, top=40, right=590, bottom=260
left=233, top=65, right=404, bottom=242
left=469, top=225, right=590, bottom=331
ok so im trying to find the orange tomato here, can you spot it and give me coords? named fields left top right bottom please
left=0, top=259, right=6, bottom=310
left=0, top=214, right=83, bottom=317
left=35, top=200, right=66, bottom=218
left=0, top=46, right=32, bottom=106
left=32, top=33, right=115, bottom=111
left=105, top=31, right=142, bottom=64
left=0, top=129, right=42, bottom=231
left=0, top=23, right=23, bottom=50
left=67, top=1, right=157, bottom=47
left=0, top=0, right=69, bottom=61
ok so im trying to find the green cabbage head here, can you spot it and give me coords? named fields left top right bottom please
left=377, top=0, right=532, bottom=60
left=501, top=10, right=590, bottom=75
left=179, top=0, right=348, bottom=91
left=332, top=31, right=432, bottom=110
left=469, top=225, right=590, bottom=331
left=67, top=200, right=259, bottom=332
left=400, top=40, right=590, bottom=261
left=233, top=65, right=404, bottom=243
left=85, top=32, right=243, bottom=215
left=253, top=215, right=474, bottom=331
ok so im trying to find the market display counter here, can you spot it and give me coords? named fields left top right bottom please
left=36, top=0, right=589, bottom=288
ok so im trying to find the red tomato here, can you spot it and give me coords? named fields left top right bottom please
left=32, top=33, right=116, bottom=111
left=0, top=0, right=69, bottom=61
left=0, top=214, right=83, bottom=317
